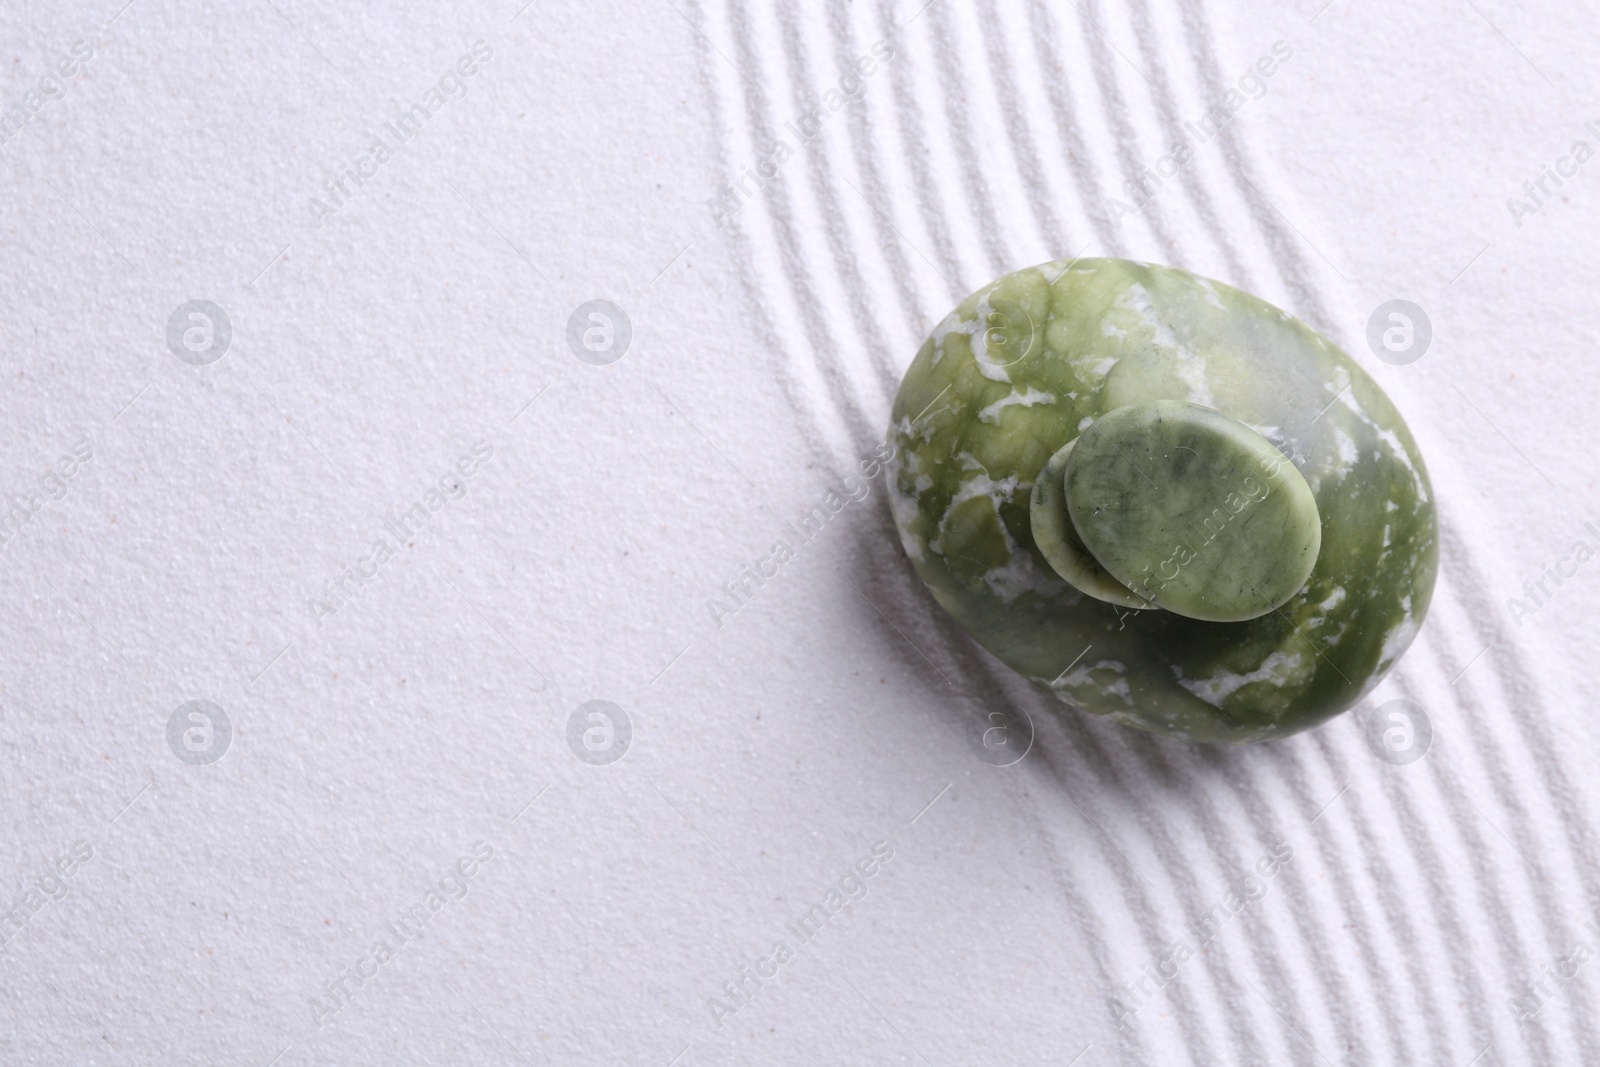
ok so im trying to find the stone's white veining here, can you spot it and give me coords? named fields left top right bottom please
left=1112, top=282, right=1216, bottom=407
left=891, top=498, right=928, bottom=562
left=927, top=312, right=965, bottom=368
left=1052, top=658, right=1134, bottom=706
left=1375, top=425, right=1428, bottom=504
left=886, top=455, right=929, bottom=563
left=978, top=385, right=1055, bottom=424
left=1177, top=648, right=1312, bottom=707
left=981, top=519, right=1061, bottom=603
left=1194, top=276, right=1228, bottom=310
left=924, top=458, right=1062, bottom=604
left=969, top=295, right=1015, bottom=383
left=1331, top=426, right=1360, bottom=470
left=1083, top=355, right=1120, bottom=381
left=1372, top=599, right=1419, bottom=678
left=942, top=465, right=1020, bottom=515
left=896, top=411, right=940, bottom=447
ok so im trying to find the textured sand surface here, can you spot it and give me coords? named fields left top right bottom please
left=1, top=1, right=1595, bottom=1064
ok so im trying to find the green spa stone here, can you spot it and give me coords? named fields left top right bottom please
left=1028, top=437, right=1151, bottom=611
left=886, top=258, right=1438, bottom=743
left=1065, top=400, right=1322, bottom=623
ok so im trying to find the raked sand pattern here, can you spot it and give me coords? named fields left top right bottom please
left=694, top=0, right=1600, bottom=1063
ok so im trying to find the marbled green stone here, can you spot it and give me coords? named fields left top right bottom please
left=1065, top=400, right=1322, bottom=623
left=1028, top=437, right=1152, bottom=611
left=886, top=258, right=1438, bottom=743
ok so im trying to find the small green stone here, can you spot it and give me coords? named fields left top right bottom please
left=1065, top=401, right=1322, bottom=623
left=1028, top=437, right=1152, bottom=610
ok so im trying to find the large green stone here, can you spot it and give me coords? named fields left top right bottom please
left=886, top=258, right=1439, bottom=743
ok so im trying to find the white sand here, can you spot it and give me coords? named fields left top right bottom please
left=0, top=0, right=1594, bottom=1064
